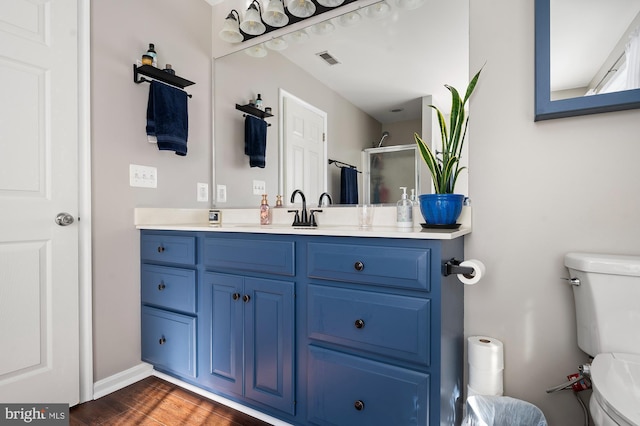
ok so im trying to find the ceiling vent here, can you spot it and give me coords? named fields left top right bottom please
left=316, top=51, right=340, bottom=66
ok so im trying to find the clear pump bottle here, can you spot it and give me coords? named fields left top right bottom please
left=396, top=187, right=413, bottom=228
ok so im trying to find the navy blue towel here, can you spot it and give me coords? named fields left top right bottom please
left=146, top=81, right=189, bottom=156
left=340, top=167, right=359, bottom=205
left=244, top=115, right=267, bottom=168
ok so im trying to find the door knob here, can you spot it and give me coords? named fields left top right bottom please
left=55, top=212, right=75, bottom=226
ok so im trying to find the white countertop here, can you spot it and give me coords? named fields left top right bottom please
left=134, top=206, right=471, bottom=240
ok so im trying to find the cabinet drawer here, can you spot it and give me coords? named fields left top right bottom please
left=141, top=264, right=196, bottom=314
left=308, top=285, right=430, bottom=365
left=203, top=237, right=294, bottom=276
left=307, top=346, right=429, bottom=426
left=141, top=306, right=196, bottom=379
left=141, top=234, right=196, bottom=265
left=307, top=242, right=430, bottom=291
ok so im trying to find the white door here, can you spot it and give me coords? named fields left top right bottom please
left=0, top=0, right=80, bottom=404
left=282, top=92, right=327, bottom=204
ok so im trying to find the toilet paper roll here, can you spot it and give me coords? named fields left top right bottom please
left=468, top=336, right=504, bottom=371
left=457, top=259, right=486, bottom=285
left=469, top=366, right=504, bottom=396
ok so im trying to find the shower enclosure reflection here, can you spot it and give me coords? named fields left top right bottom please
left=362, top=144, right=420, bottom=205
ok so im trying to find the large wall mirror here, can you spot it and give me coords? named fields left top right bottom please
left=212, top=0, right=468, bottom=207
left=535, top=0, right=640, bottom=120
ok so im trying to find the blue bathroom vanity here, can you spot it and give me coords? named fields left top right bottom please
left=138, top=222, right=466, bottom=426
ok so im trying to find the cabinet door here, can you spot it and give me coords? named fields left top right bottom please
left=201, top=272, right=243, bottom=396
left=244, top=277, right=295, bottom=415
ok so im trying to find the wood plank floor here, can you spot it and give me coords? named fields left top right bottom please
left=70, top=376, right=273, bottom=425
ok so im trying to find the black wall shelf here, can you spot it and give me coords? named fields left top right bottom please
left=236, top=103, right=273, bottom=123
left=133, top=64, right=195, bottom=89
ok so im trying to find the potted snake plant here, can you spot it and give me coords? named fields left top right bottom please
left=414, top=68, right=481, bottom=226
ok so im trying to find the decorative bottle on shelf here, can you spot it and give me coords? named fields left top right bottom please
left=396, top=187, right=413, bottom=228
left=146, top=43, right=157, bottom=67
left=255, top=94, right=263, bottom=110
left=275, top=195, right=283, bottom=207
left=260, top=194, right=271, bottom=225
left=410, top=188, right=418, bottom=206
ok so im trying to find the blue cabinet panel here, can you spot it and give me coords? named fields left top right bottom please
left=244, top=277, right=295, bottom=415
left=203, top=237, right=295, bottom=276
left=307, top=284, right=430, bottom=365
left=307, top=346, right=429, bottom=426
left=141, top=234, right=195, bottom=265
left=141, top=264, right=196, bottom=314
left=141, top=306, right=196, bottom=379
left=307, top=242, right=430, bottom=291
left=201, top=272, right=243, bottom=395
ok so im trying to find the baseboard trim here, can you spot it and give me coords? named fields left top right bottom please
left=152, top=371, right=291, bottom=426
left=92, top=363, right=154, bottom=400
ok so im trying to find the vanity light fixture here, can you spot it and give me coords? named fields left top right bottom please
left=240, top=0, right=266, bottom=36
left=364, top=1, right=391, bottom=19
left=245, top=43, right=269, bottom=57
left=262, top=0, right=289, bottom=27
left=317, top=0, right=346, bottom=7
left=219, top=9, right=243, bottom=43
left=309, top=20, right=336, bottom=36
left=337, top=10, right=361, bottom=27
left=395, top=0, right=424, bottom=10
left=284, top=29, right=310, bottom=44
left=287, top=0, right=316, bottom=18
left=265, top=37, right=289, bottom=51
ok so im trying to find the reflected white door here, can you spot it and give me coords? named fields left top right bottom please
left=282, top=92, right=327, bottom=204
left=0, top=0, right=80, bottom=404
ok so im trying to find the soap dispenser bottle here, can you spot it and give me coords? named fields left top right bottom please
left=260, top=194, right=271, bottom=225
left=396, top=187, right=413, bottom=228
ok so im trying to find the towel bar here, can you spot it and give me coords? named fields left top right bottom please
left=133, top=64, right=194, bottom=97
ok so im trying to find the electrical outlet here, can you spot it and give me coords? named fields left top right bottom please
left=129, top=164, right=157, bottom=188
left=197, top=183, right=208, bottom=202
left=252, top=180, right=266, bottom=195
left=216, top=184, right=227, bottom=203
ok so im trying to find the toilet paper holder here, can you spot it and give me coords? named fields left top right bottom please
left=443, top=258, right=475, bottom=276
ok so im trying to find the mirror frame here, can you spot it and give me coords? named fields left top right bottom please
left=535, top=0, right=640, bottom=121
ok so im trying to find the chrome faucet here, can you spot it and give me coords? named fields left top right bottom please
left=318, top=192, right=333, bottom=207
left=288, top=189, right=322, bottom=226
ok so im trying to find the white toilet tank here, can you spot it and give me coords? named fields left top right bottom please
left=564, top=252, right=640, bottom=357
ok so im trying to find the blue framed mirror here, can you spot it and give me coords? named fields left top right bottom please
left=535, top=0, right=640, bottom=121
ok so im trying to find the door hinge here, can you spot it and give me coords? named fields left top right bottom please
left=323, top=133, right=326, bottom=142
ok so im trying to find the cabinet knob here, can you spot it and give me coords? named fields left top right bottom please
left=157, top=246, right=165, bottom=253
left=243, top=294, right=251, bottom=303
left=354, top=319, right=365, bottom=329
left=354, top=261, right=364, bottom=271
left=232, top=292, right=241, bottom=301
left=158, top=282, right=166, bottom=291
left=159, top=336, right=166, bottom=345
left=354, top=400, right=365, bottom=411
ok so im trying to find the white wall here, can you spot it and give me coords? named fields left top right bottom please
left=91, top=0, right=212, bottom=381
left=468, top=1, right=640, bottom=424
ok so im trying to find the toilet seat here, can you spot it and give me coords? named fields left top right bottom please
left=590, top=353, right=640, bottom=426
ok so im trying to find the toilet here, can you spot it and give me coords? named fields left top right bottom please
left=565, top=252, right=640, bottom=426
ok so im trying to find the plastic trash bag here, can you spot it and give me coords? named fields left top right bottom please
left=462, top=395, right=548, bottom=426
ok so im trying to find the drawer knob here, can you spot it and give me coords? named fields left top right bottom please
left=158, top=282, right=166, bottom=291
left=232, top=292, right=241, bottom=301
left=243, top=294, right=251, bottom=303
left=354, top=319, right=365, bottom=329
left=157, top=246, right=165, bottom=253
left=354, top=261, right=364, bottom=271
left=354, top=400, right=365, bottom=411
left=159, top=336, right=166, bottom=345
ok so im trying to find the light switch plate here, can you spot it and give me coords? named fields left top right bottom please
left=129, top=164, right=157, bottom=188
left=197, top=183, right=209, bottom=202
left=253, top=180, right=266, bottom=195
left=216, top=184, right=227, bottom=203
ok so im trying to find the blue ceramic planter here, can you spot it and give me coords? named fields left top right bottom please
left=418, top=194, right=464, bottom=225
